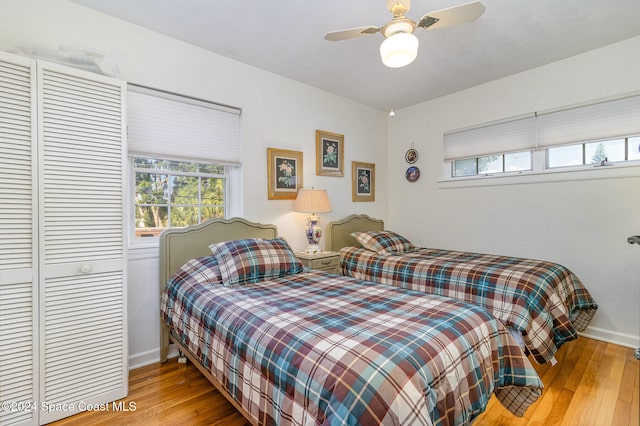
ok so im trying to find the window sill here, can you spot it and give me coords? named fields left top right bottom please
left=438, top=162, right=640, bottom=189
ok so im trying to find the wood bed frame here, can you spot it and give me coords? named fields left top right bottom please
left=325, top=214, right=384, bottom=252
left=159, top=217, right=277, bottom=426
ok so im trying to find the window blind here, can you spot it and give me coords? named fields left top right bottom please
left=127, top=85, right=241, bottom=165
left=444, top=114, right=537, bottom=160
left=535, top=95, right=640, bottom=148
left=444, top=94, right=640, bottom=161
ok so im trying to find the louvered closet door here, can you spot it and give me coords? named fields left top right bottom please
left=0, top=53, right=38, bottom=426
left=37, top=62, right=127, bottom=424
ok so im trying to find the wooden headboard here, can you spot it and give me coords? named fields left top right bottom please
left=326, top=214, right=384, bottom=252
left=159, top=217, right=277, bottom=361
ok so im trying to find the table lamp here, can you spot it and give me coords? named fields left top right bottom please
left=293, top=188, right=332, bottom=254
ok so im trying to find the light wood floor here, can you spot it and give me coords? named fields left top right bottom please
left=50, top=337, right=638, bottom=426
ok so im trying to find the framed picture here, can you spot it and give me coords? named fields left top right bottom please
left=405, top=148, right=418, bottom=164
left=316, top=130, right=344, bottom=177
left=267, top=148, right=303, bottom=200
left=352, top=161, right=375, bottom=202
left=405, top=166, right=420, bottom=182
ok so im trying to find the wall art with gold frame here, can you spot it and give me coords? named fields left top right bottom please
left=267, top=147, right=303, bottom=200
left=351, top=161, right=375, bottom=202
left=316, top=130, right=344, bottom=177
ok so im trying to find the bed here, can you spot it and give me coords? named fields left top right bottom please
left=326, top=214, right=598, bottom=365
left=159, top=217, right=543, bottom=425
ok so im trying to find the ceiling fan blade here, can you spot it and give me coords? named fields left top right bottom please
left=324, top=26, right=381, bottom=41
left=417, top=1, right=485, bottom=30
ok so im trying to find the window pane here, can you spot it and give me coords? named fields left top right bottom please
left=201, top=177, right=224, bottom=205
left=202, top=206, right=225, bottom=222
left=548, top=144, right=583, bottom=168
left=171, top=176, right=199, bottom=205
left=171, top=206, right=200, bottom=227
left=505, top=151, right=532, bottom=171
left=454, top=158, right=477, bottom=176
left=198, top=163, right=224, bottom=174
left=478, top=155, right=503, bottom=174
left=136, top=173, right=169, bottom=203
left=586, top=139, right=625, bottom=164
left=629, top=137, right=640, bottom=161
left=133, top=157, right=227, bottom=240
left=135, top=205, right=167, bottom=237
left=134, top=157, right=167, bottom=170
left=169, top=160, right=198, bottom=173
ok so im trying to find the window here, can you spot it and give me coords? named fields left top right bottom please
left=133, top=157, right=227, bottom=238
left=443, top=94, right=640, bottom=181
left=548, top=136, right=640, bottom=168
left=127, top=85, right=241, bottom=243
left=453, top=151, right=532, bottom=177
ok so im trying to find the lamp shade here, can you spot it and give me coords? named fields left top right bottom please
left=293, top=188, right=332, bottom=214
left=380, top=32, right=419, bottom=68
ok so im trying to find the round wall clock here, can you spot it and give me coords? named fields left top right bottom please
left=405, top=166, right=420, bottom=182
left=405, top=148, right=418, bottom=164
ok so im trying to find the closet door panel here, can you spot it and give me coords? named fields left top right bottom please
left=0, top=53, right=38, bottom=426
left=37, top=62, right=127, bottom=424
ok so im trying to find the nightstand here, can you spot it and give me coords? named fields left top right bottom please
left=297, top=251, right=341, bottom=274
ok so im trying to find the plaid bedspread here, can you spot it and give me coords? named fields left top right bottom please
left=161, top=258, right=542, bottom=425
left=340, top=246, right=598, bottom=364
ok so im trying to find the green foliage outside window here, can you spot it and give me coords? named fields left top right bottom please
left=134, top=158, right=225, bottom=236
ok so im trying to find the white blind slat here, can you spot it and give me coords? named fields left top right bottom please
left=536, top=95, right=640, bottom=147
left=444, top=94, right=640, bottom=160
left=444, top=115, right=536, bottom=160
left=127, top=87, right=241, bottom=164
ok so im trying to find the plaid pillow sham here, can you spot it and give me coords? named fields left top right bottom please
left=351, top=230, right=415, bottom=255
left=209, top=237, right=304, bottom=285
left=173, top=256, right=223, bottom=285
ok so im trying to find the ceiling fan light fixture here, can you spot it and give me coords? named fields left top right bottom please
left=380, top=32, right=419, bottom=68
left=382, top=19, right=415, bottom=37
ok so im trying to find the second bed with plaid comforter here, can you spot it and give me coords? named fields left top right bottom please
left=161, top=256, right=543, bottom=426
left=340, top=245, right=598, bottom=364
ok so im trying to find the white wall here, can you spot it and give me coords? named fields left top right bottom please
left=1, top=0, right=388, bottom=368
left=387, top=36, right=640, bottom=348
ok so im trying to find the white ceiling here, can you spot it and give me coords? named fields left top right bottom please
left=70, top=0, right=640, bottom=111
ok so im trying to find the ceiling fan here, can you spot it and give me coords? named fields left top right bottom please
left=325, top=0, right=485, bottom=68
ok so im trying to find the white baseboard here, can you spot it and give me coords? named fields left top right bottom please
left=579, top=326, right=639, bottom=349
left=128, top=344, right=179, bottom=370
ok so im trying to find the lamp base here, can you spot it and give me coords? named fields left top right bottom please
left=304, top=215, right=323, bottom=254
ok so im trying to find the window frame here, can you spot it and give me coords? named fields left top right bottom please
left=452, top=150, right=533, bottom=178
left=129, top=156, right=230, bottom=247
left=441, top=147, right=640, bottom=189
left=126, top=85, right=242, bottom=249
left=442, top=94, right=640, bottom=186
left=546, top=135, right=639, bottom=169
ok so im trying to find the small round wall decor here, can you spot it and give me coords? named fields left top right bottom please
left=405, top=148, right=418, bottom=164
left=405, top=166, right=420, bottom=182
